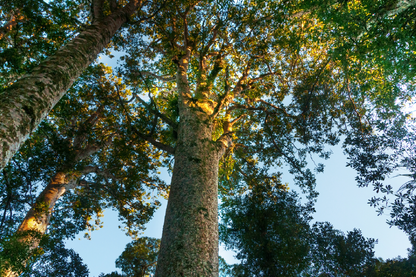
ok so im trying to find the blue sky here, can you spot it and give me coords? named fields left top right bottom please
left=65, top=141, right=412, bottom=276
left=64, top=54, right=413, bottom=276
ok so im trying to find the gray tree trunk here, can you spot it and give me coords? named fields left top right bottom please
left=0, top=0, right=140, bottom=170
left=155, top=55, right=229, bottom=277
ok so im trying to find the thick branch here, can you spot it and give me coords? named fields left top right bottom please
left=131, top=126, right=175, bottom=155
left=212, top=63, right=251, bottom=118
left=216, top=114, right=246, bottom=155
left=206, top=53, right=224, bottom=88
left=0, top=0, right=143, bottom=171
left=92, top=0, right=105, bottom=23
left=132, top=70, right=176, bottom=82
left=74, top=144, right=101, bottom=161
left=73, top=105, right=104, bottom=148
left=110, top=0, right=118, bottom=12
left=247, top=72, right=280, bottom=84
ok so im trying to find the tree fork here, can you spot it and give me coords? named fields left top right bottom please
left=155, top=56, right=227, bottom=276
left=0, top=0, right=141, bottom=170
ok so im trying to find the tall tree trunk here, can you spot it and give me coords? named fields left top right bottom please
left=155, top=57, right=229, bottom=277
left=0, top=0, right=140, bottom=170
left=155, top=108, right=221, bottom=277
left=4, top=172, right=78, bottom=277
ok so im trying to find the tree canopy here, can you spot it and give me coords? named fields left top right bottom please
left=1, top=0, right=416, bottom=276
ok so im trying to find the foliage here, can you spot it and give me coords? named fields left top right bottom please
left=115, top=237, right=160, bottom=277
left=21, top=238, right=89, bottom=277
left=0, top=231, right=42, bottom=276
left=301, top=0, right=416, bottom=244
left=220, top=182, right=312, bottom=276
left=0, top=63, right=167, bottom=275
left=305, top=222, right=376, bottom=276
left=363, top=254, right=416, bottom=276
left=2, top=0, right=416, bottom=274
left=0, top=0, right=87, bottom=87
left=343, top=116, right=416, bottom=239
left=98, top=237, right=160, bottom=277
left=303, top=0, right=416, bottom=113
left=99, top=272, right=124, bottom=277
left=219, top=181, right=378, bottom=276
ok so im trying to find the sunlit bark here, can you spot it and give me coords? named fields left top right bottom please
left=3, top=172, right=76, bottom=277
left=4, top=106, right=106, bottom=276
left=155, top=53, right=231, bottom=277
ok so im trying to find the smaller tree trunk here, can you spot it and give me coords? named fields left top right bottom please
left=3, top=172, right=78, bottom=277
left=17, top=172, right=76, bottom=236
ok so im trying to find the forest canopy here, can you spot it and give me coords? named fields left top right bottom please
left=1, top=0, right=416, bottom=276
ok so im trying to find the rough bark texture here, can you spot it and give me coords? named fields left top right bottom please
left=0, top=0, right=139, bottom=170
left=155, top=56, right=227, bottom=277
left=4, top=172, right=77, bottom=277
left=17, top=172, right=78, bottom=236
left=4, top=136, right=100, bottom=277
left=155, top=109, right=220, bottom=277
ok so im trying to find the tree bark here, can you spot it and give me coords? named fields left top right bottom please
left=3, top=141, right=100, bottom=277
left=155, top=108, right=221, bottom=277
left=4, top=172, right=78, bottom=277
left=16, top=172, right=81, bottom=236
left=0, top=0, right=140, bottom=170
left=155, top=56, right=228, bottom=277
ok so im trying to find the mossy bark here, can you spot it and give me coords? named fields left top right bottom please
left=155, top=109, right=221, bottom=277
left=0, top=0, right=139, bottom=170
left=17, top=172, right=76, bottom=236
left=4, top=172, right=76, bottom=277
left=155, top=57, right=228, bottom=277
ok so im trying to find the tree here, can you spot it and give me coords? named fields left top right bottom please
left=363, top=255, right=416, bottom=276
left=109, top=0, right=416, bottom=275
left=2, top=0, right=416, bottom=276
left=0, top=64, right=166, bottom=276
left=304, top=0, right=416, bottom=241
left=20, top=239, right=90, bottom=277
left=218, top=177, right=377, bottom=277
left=98, top=237, right=160, bottom=277
left=305, top=222, right=377, bottom=277
left=220, top=182, right=312, bottom=276
left=115, top=237, right=160, bottom=277
left=0, top=0, right=157, bottom=170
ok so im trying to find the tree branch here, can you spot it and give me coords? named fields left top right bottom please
left=73, top=105, right=105, bottom=148
left=115, top=88, right=175, bottom=155
left=109, top=0, right=118, bottom=12
left=92, top=0, right=105, bottom=23
left=0, top=10, right=25, bottom=40
left=212, top=62, right=252, bottom=118
left=131, top=126, right=175, bottom=155
left=132, top=70, right=176, bottom=82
